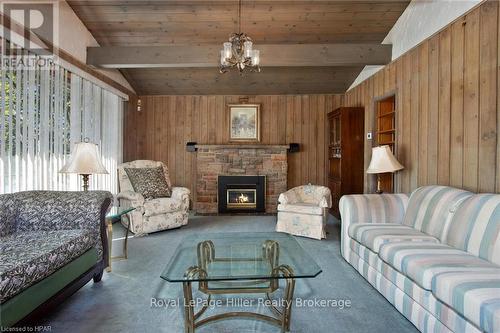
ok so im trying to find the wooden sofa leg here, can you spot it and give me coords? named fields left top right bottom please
left=93, top=270, right=104, bottom=283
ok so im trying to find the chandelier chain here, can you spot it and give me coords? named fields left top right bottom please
left=238, top=0, right=242, bottom=34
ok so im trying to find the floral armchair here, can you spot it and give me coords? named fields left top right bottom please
left=117, top=160, right=190, bottom=235
left=275, top=185, right=332, bottom=240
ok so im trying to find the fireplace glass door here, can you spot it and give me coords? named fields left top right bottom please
left=227, top=189, right=257, bottom=209
left=218, top=175, right=266, bottom=213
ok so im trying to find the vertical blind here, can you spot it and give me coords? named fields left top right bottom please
left=0, top=45, right=124, bottom=194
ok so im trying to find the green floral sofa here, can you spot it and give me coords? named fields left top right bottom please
left=0, top=191, right=112, bottom=327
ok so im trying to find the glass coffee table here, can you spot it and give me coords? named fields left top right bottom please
left=161, top=232, right=322, bottom=333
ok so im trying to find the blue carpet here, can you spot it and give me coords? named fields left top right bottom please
left=41, top=215, right=418, bottom=333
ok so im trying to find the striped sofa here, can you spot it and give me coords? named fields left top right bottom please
left=339, top=186, right=500, bottom=333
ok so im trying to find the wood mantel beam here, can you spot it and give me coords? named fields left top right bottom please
left=87, top=44, right=392, bottom=69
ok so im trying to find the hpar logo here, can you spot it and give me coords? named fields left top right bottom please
left=1, top=1, right=59, bottom=69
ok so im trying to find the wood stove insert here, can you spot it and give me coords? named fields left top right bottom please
left=218, top=175, right=266, bottom=213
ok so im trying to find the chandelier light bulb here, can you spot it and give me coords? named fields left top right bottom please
left=252, top=50, right=260, bottom=66
left=223, top=42, right=232, bottom=59
left=220, top=50, right=228, bottom=66
left=244, top=40, right=253, bottom=58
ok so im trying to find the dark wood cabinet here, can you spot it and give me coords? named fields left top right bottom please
left=327, top=107, right=365, bottom=218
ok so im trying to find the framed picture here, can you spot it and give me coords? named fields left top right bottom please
left=228, top=104, right=261, bottom=142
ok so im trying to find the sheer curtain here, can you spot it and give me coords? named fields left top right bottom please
left=0, top=47, right=124, bottom=194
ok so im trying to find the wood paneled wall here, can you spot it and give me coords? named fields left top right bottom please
left=344, top=0, right=500, bottom=194
left=124, top=95, right=343, bottom=195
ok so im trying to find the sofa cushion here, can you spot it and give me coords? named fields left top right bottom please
left=402, top=186, right=473, bottom=240
left=143, top=197, right=182, bottom=216
left=446, top=194, right=500, bottom=266
left=432, top=271, right=500, bottom=333
left=118, top=160, right=173, bottom=194
left=277, top=203, right=324, bottom=215
left=348, top=223, right=439, bottom=253
left=0, top=229, right=94, bottom=303
left=379, top=241, right=499, bottom=290
left=349, top=238, right=381, bottom=267
left=124, top=167, right=172, bottom=199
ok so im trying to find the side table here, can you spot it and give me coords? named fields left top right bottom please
left=106, top=207, right=136, bottom=272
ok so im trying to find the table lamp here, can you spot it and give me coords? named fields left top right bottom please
left=60, top=139, right=108, bottom=191
left=367, top=145, right=404, bottom=194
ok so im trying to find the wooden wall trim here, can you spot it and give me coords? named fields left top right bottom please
left=344, top=0, right=499, bottom=194
left=497, top=0, right=500, bottom=193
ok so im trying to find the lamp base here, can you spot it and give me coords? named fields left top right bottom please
left=81, top=174, right=90, bottom=191
left=376, top=174, right=384, bottom=194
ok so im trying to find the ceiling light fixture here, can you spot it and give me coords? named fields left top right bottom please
left=219, top=0, right=260, bottom=74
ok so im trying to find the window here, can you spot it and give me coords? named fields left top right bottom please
left=0, top=42, right=124, bottom=194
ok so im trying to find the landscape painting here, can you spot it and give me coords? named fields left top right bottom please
left=228, top=104, right=261, bottom=142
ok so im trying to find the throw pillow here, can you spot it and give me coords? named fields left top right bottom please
left=124, top=167, right=172, bottom=199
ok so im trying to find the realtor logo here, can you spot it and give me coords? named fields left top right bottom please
left=1, top=1, right=58, bottom=57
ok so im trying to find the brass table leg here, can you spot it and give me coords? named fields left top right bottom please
left=180, top=265, right=295, bottom=333
left=122, top=217, right=130, bottom=259
left=183, top=281, right=195, bottom=333
left=106, top=218, right=113, bottom=272
left=107, top=215, right=131, bottom=273
left=281, top=266, right=296, bottom=332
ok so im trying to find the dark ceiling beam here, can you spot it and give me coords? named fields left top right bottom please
left=123, top=66, right=362, bottom=95
left=0, top=13, right=136, bottom=97
left=87, top=44, right=392, bottom=69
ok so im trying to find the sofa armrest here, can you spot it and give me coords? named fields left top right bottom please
left=318, top=188, right=332, bottom=208
left=278, top=190, right=298, bottom=205
left=171, top=187, right=191, bottom=210
left=0, top=194, right=18, bottom=237
left=117, top=191, right=145, bottom=208
left=339, top=193, right=409, bottom=259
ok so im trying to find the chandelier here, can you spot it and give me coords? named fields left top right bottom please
left=219, top=0, right=260, bottom=74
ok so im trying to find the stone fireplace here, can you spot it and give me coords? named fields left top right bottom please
left=195, top=145, right=288, bottom=214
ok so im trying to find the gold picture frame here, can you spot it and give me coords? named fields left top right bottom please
left=228, top=104, right=261, bottom=142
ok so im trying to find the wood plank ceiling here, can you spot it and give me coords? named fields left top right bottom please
left=68, top=0, right=410, bottom=95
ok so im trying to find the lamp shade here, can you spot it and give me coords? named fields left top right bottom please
left=60, top=142, right=108, bottom=175
left=367, top=145, right=404, bottom=174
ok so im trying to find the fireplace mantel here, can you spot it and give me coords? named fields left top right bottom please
left=195, top=144, right=290, bottom=150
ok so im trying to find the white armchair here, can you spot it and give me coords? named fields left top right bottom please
left=275, top=185, right=332, bottom=240
left=117, top=160, right=190, bottom=235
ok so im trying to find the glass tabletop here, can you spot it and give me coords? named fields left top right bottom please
left=106, top=206, right=136, bottom=220
left=161, top=232, right=322, bottom=282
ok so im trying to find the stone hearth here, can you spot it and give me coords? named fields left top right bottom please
left=195, top=145, right=288, bottom=214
